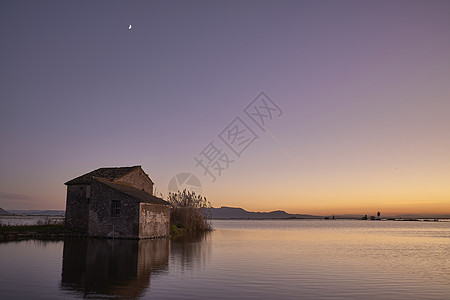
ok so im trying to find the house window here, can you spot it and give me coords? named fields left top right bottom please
left=111, top=200, right=121, bottom=217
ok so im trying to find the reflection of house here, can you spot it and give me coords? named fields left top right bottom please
left=61, top=239, right=169, bottom=299
left=65, top=166, right=170, bottom=239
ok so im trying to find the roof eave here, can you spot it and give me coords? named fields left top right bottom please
left=94, top=178, right=170, bottom=206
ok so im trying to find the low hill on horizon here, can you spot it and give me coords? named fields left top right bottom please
left=204, top=206, right=322, bottom=219
left=202, top=207, right=450, bottom=220
left=0, top=207, right=10, bottom=215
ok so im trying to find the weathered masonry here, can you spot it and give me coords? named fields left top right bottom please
left=65, top=166, right=170, bottom=239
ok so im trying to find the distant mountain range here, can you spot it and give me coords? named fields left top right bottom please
left=0, top=207, right=10, bottom=215
left=203, top=206, right=322, bottom=219
left=202, top=207, right=450, bottom=220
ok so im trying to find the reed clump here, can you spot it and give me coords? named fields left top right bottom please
left=168, top=190, right=212, bottom=234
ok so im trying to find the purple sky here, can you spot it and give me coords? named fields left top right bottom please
left=1, top=0, right=449, bottom=214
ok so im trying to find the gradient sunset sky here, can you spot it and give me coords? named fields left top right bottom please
left=1, top=0, right=449, bottom=215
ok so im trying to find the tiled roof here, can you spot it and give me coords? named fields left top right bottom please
left=95, top=178, right=170, bottom=206
left=65, top=166, right=141, bottom=185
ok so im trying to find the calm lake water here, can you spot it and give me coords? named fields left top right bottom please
left=0, top=220, right=448, bottom=299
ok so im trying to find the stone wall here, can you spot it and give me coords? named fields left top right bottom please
left=139, top=203, right=170, bottom=238
left=88, top=181, right=140, bottom=238
left=65, top=185, right=90, bottom=233
left=115, top=168, right=154, bottom=195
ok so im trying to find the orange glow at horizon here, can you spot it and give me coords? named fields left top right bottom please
left=208, top=170, right=450, bottom=215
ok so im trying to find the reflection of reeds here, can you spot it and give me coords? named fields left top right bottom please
left=170, top=231, right=212, bottom=272
left=171, top=230, right=211, bottom=243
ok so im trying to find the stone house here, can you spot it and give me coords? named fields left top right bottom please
left=64, top=166, right=170, bottom=239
